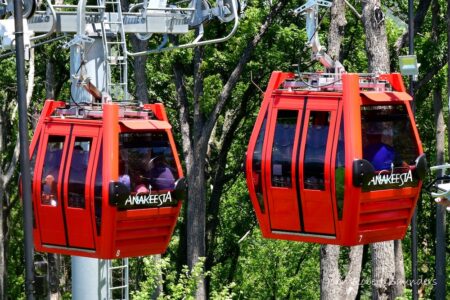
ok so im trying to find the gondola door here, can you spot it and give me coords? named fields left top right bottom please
left=265, top=96, right=338, bottom=236
left=298, top=100, right=339, bottom=236
left=62, top=125, right=99, bottom=250
left=35, top=123, right=99, bottom=250
left=265, top=96, right=304, bottom=232
left=35, top=124, right=69, bottom=246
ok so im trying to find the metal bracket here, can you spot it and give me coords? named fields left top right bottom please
left=63, top=34, right=94, bottom=49
left=293, top=0, right=332, bottom=15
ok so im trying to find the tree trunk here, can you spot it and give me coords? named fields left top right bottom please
left=121, top=0, right=149, bottom=103
left=371, top=242, right=396, bottom=299
left=48, top=253, right=61, bottom=300
left=361, top=0, right=405, bottom=298
left=321, top=245, right=363, bottom=300
left=46, top=60, right=55, bottom=99
left=327, top=0, right=347, bottom=62
left=393, top=240, right=405, bottom=297
left=321, top=3, right=363, bottom=299
left=0, top=186, right=4, bottom=300
left=361, top=0, right=390, bottom=74
left=433, top=88, right=445, bottom=165
left=130, top=37, right=149, bottom=103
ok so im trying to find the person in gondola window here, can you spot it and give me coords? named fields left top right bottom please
left=42, top=174, right=57, bottom=206
left=136, top=152, right=175, bottom=192
left=362, top=123, right=398, bottom=171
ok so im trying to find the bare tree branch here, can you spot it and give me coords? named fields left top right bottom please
left=394, top=0, right=432, bottom=54
left=205, top=84, right=256, bottom=268
left=193, top=45, right=205, bottom=142
left=203, top=0, right=289, bottom=141
left=414, top=54, right=447, bottom=91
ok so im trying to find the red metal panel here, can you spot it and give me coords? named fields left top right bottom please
left=340, top=73, right=364, bottom=245
left=101, top=103, right=120, bottom=257
left=144, top=103, right=169, bottom=121
left=379, top=73, right=407, bottom=92
left=113, top=202, right=182, bottom=257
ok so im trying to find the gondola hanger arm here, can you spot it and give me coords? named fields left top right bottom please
left=293, top=0, right=345, bottom=73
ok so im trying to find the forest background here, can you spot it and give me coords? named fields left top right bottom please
left=0, top=0, right=449, bottom=298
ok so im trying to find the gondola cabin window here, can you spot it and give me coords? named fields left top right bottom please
left=94, top=145, right=102, bottom=235
left=119, top=132, right=179, bottom=209
left=335, top=119, right=345, bottom=220
left=68, top=138, right=92, bottom=208
left=41, top=136, right=65, bottom=207
left=304, top=111, right=330, bottom=190
left=271, top=110, right=298, bottom=188
left=361, top=105, right=420, bottom=191
left=252, top=115, right=267, bottom=212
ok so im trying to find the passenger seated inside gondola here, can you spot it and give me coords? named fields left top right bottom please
left=147, top=155, right=176, bottom=190
left=42, top=174, right=57, bottom=206
left=362, top=123, right=403, bottom=171
left=41, top=145, right=63, bottom=206
left=118, top=156, right=131, bottom=189
left=119, top=133, right=177, bottom=195
left=135, top=152, right=175, bottom=193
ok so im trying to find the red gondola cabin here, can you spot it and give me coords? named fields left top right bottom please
left=28, top=100, right=185, bottom=258
left=245, top=71, right=427, bottom=246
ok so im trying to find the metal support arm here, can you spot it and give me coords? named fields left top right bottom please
left=294, top=0, right=345, bottom=73
left=127, top=0, right=240, bottom=56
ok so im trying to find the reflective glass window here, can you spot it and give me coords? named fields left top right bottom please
left=30, top=136, right=40, bottom=228
left=94, top=145, right=102, bottom=235
left=41, top=136, right=65, bottom=206
left=335, top=119, right=345, bottom=219
left=119, top=132, right=179, bottom=194
left=67, top=138, right=92, bottom=208
left=303, top=111, right=330, bottom=190
left=361, top=105, right=420, bottom=191
left=271, top=110, right=298, bottom=188
left=30, top=137, right=39, bottom=184
left=252, top=115, right=267, bottom=212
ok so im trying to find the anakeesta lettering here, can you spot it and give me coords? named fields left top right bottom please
left=124, top=192, right=174, bottom=207
left=368, top=170, right=413, bottom=187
